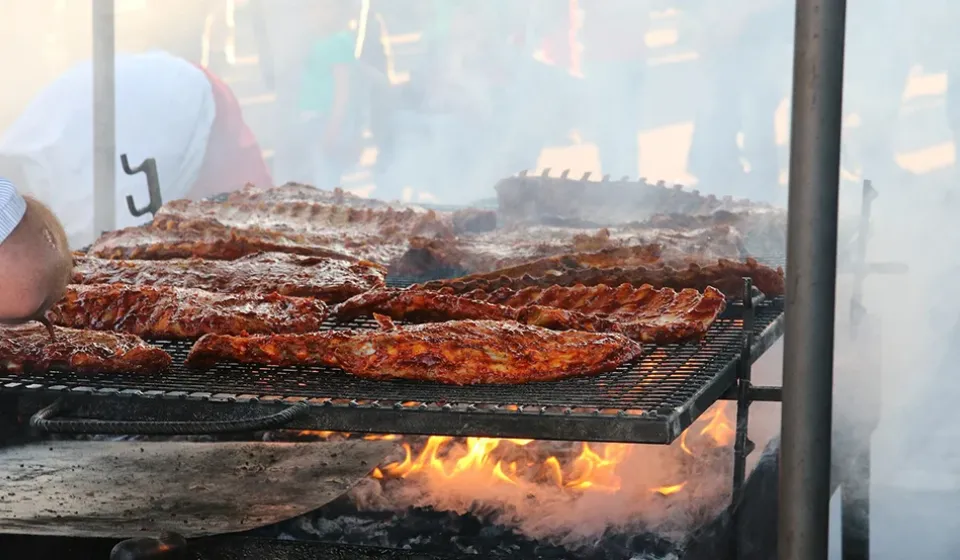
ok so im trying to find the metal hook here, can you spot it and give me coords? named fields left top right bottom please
left=121, top=154, right=163, bottom=218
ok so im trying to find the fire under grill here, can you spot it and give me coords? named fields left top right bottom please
left=0, top=288, right=783, bottom=445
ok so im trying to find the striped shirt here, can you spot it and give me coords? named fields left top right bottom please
left=0, top=178, right=26, bottom=244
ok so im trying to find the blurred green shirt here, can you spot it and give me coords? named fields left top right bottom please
left=299, top=30, right=355, bottom=114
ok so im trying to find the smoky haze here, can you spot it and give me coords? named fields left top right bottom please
left=2, top=0, right=959, bottom=557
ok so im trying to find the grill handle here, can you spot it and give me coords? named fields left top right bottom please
left=29, top=399, right=309, bottom=435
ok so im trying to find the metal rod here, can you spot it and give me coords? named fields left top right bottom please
left=839, top=180, right=877, bottom=560
left=731, top=278, right=756, bottom=560
left=840, top=447, right=870, bottom=560
left=721, top=385, right=784, bottom=402
left=850, top=180, right=877, bottom=333
left=733, top=278, right=756, bottom=499
left=779, top=0, right=848, bottom=558
left=92, top=0, right=116, bottom=237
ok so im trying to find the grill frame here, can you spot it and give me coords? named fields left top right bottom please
left=0, top=292, right=783, bottom=444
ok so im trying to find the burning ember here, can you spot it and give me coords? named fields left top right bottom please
left=288, top=402, right=738, bottom=542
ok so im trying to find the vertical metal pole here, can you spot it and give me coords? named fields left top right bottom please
left=779, top=0, right=848, bottom=559
left=840, top=180, right=877, bottom=560
left=730, top=277, right=756, bottom=560
left=732, top=277, right=756, bottom=500
left=93, top=0, right=116, bottom=236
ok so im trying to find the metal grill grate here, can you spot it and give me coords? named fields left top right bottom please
left=0, top=298, right=783, bottom=443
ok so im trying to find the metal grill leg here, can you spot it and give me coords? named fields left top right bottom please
left=730, top=278, right=757, bottom=560
left=841, top=445, right=870, bottom=560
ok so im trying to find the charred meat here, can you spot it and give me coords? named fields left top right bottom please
left=465, top=283, right=726, bottom=343
left=155, top=199, right=455, bottom=244
left=419, top=257, right=784, bottom=299
left=88, top=216, right=359, bottom=261
left=186, top=319, right=643, bottom=385
left=334, top=289, right=617, bottom=335
left=0, top=324, right=171, bottom=374
left=494, top=174, right=763, bottom=226
left=50, top=284, right=328, bottom=339
left=226, top=182, right=391, bottom=207
left=335, top=284, right=724, bottom=344
left=72, top=252, right=385, bottom=304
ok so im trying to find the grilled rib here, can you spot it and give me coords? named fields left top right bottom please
left=72, top=252, right=386, bottom=304
left=334, top=289, right=617, bottom=335
left=186, top=319, right=644, bottom=385
left=494, top=173, right=765, bottom=227
left=419, top=257, right=785, bottom=298
left=227, top=182, right=392, bottom=207
left=50, top=284, right=328, bottom=339
left=226, top=183, right=496, bottom=234
left=155, top=199, right=455, bottom=243
left=0, top=324, right=171, bottom=374
left=335, top=288, right=522, bottom=323
left=88, top=216, right=361, bottom=261
left=335, top=284, right=724, bottom=344
left=437, top=243, right=665, bottom=284
left=469, top=283, right=726, bottom=343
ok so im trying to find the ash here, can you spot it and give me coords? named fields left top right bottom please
left=257, top=495, right=681, bottom=560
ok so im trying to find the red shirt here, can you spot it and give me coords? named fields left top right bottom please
left=191, top=64, right=272, bottom=197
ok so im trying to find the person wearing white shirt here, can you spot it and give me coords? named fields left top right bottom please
left=0, top=51, right=271, bottom=250
left=0, top=178, right=73, bottom=326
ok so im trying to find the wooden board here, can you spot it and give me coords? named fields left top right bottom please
left=0, top=440, right=394, bottom=538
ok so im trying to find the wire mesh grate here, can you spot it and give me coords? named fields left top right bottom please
left=0, top=299, right=783, bottom=414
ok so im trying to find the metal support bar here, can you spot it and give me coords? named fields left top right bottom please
left=730, top=278, right=756, bottom=560
left=92, top=0, right=116, bottom=236
left=840, top=445, right=870, bottom=560
left=779, top=0, right=848, bottom=559
left=838, top=180, right=879, bottom=560
left=721, top=385, right=783, bottom=402
left=850, top=180, right=877, bottom=332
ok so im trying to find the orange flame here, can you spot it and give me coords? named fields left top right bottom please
left=678, top=402, right=736, bottom=456
left=698, top=403, right=736, bottom=447
left=379, top=437, right=630, bottom=493
left=652, top=482, right=687, bottom=496
left=293, top=402, right=737, bottom=500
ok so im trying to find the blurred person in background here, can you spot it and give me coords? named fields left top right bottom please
left=842, top=0, right=912, bottom=191
left=253, top=0, right=332, bottom=184
left=384, top=0, right=553, bottom=204
left=0, top=51, right=271, bottom=249
left=379, top=0, right=502, bottom=203
left=578, top=0, right=651, bottom=179
left=203, top=0, right=240, bottom=70
left=686, top=0, right=792, bottom=203
left=0, top=179, right=72, bottom=327
left=299, top=1, right=390, bottom=190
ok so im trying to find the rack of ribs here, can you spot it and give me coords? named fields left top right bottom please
left=88, top=216, right=361, bottom=261
left=418, top=257, right=785, bottom=299
left=226, top=183, right=497, bottom=234
left=155, top=199, right=456, bottom=243
left=463, top=283, right=726, bottom=343
left=334, top=289, right=617, bottom=335
left=335, top=283, right=725, bottom=344
left=73, top=252, right=386, bottom=304
left=227, top=182, right=392, bottom=207
left=0, top=324, right=171, bottom=374
left=494, top=173, right=765, bottom=227
left=186, top=317, right=644, bottom=385
left=49, top=284, right=328, bottom=339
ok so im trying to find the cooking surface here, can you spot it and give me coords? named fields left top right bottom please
left=0, top=297, right=782, bottom=444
